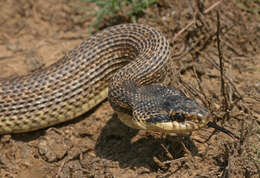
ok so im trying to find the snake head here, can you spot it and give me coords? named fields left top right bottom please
left=131, top=85, right=210, bottom=133
left=111, top=83, right=210, bottom=134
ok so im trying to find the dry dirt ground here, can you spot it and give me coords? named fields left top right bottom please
left=0, top=0, right=259, bottom=177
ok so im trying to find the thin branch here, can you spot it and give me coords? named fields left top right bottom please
left=173, top=0, right=225, bottom=41
left=216, top=11, right=229, bottom=119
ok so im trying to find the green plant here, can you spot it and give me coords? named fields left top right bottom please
left=78, top=0, right=157, bottom=33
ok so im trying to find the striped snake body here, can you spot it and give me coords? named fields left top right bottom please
left=0, top=24, right=209, bottom=134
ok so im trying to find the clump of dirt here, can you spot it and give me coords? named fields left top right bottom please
left=0, top=0, right=259, bottom=177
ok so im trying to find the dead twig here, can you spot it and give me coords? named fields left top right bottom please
left=216, top=11, right=230, bottom=121
left=173, top=0, right=225, bottom=41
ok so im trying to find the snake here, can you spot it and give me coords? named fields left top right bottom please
left=0, top=24, right=210, bottom=134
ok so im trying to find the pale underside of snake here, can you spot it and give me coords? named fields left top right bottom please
left=0, top=24, right=210, bottom=134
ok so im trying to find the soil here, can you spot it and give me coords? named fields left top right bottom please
left=0, top=0, right=259, bottom=177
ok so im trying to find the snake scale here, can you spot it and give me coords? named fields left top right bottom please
left=0, top=24, right=209, bottom=134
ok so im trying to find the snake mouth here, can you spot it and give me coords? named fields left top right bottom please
left=145, top=111, right=210, bottom=133
left=116, top=109, right=210, bottom=133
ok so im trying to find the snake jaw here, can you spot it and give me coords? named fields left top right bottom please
left=144, top=110, right=209, bottom=133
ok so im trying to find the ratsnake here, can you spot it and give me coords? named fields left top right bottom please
left=0, top=24, right=209, bottom=134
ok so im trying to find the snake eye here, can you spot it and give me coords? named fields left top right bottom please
left=170, top=112, right=186, bottom=122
